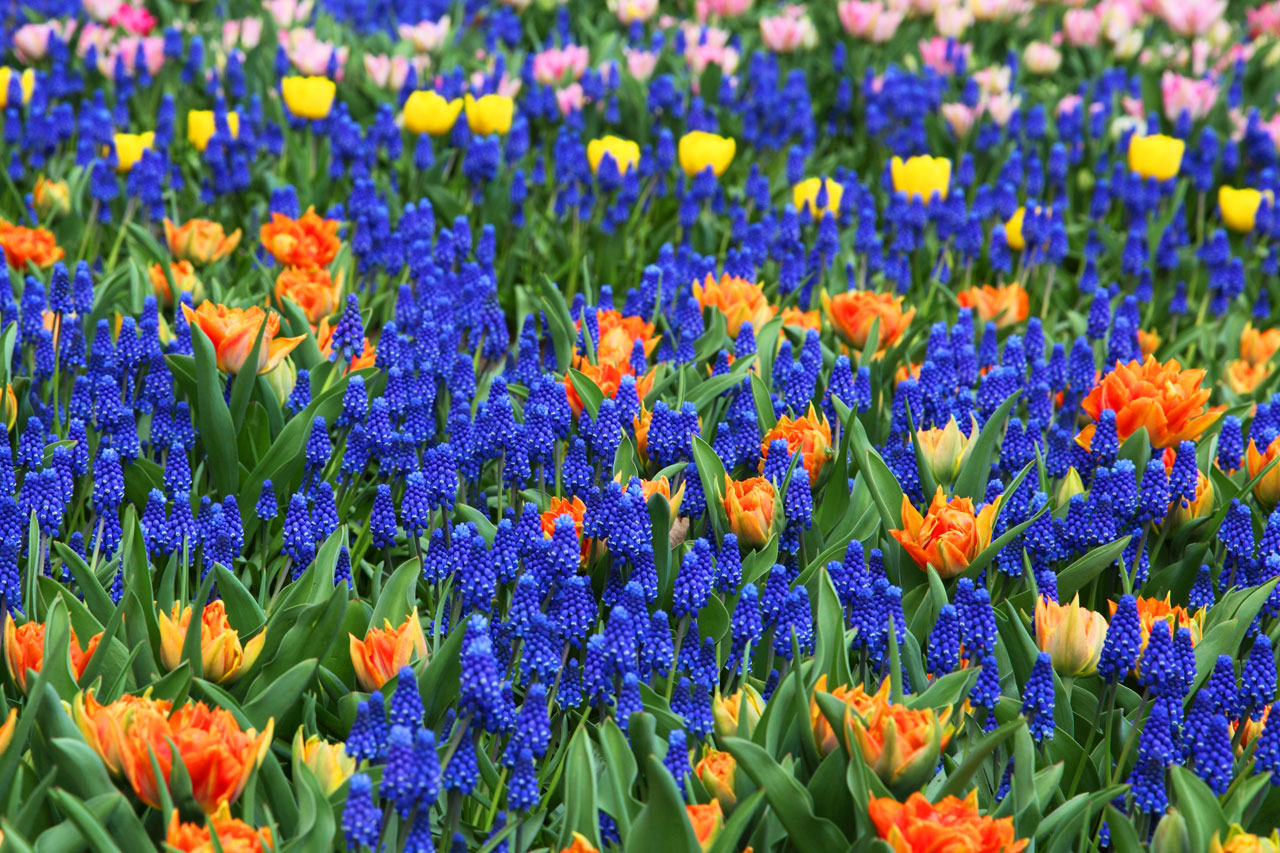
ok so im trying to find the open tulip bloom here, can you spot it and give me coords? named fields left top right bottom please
left=0, top=0, right=1279, bottom=851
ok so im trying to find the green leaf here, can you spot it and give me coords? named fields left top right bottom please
left=630, top=754, right=700, bottom=853
left=723, top=737, right=849, bottom=853
left=243, top=658, right=317, bottom=730
left=953, top=392, right=1021, bottom=501
left=1169, top=766, right=1228, bottom=851
left=228, top=316, right=269, bottom=431
left=189, top=324, right=240, bottom=496
left=367, top=557, right=422, bottom=631
left=558, top=727, right=602, bottom=851
left=595, top=719, right=640, bottom=836
left=1055, top=537, right=1132, bottom=600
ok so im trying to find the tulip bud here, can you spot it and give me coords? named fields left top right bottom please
left=32, top=176, right=71, bottom=218
left=1035, top=595, right=1108, bottom=677
left=1056, top=468, right=1085, bottom=505
left=1168, top=472, right=1214, bottom=527
left=263, top=358, right=299, bottom=405
left=713, top=686, right=764, bottom=739
left=1152, top=809, right=1191, bottom=853
left=292, top=728, right=356, bottom=795
left=915, top=416, right=977, bottom=484
left=685, top=803, right=723, bottom=852
left=695, top=750, right=738, bottom=812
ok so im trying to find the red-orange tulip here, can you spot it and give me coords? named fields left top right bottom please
left=692, top=273, right=777, bottom=338
left=349, top=608, right=429, bottom=692
left=275, top=266, right=343, bottom=323
left=0, top=223, right=64, bottom=268
left=821, top=290, right=915, bottom=353
left=1075, top=357, right=1223, bottom=450
left=4, top=613, right=102, bottom=693
left=956, top=283, right=1029, bottom=329
left=166, top=804, right=273, bottom=853
left=723, top=476, right=778, bottom=549
left=760, top=404, right=833, bottom=486
left=259, top=207, right=341, bottom=268
left=868, top=791, right=1028, bottom=853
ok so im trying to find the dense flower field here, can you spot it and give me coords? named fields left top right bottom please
left=1, top=0, right=1280, bottom=849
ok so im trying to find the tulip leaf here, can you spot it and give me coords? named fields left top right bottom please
left=751, top=372, right=777, bottom=432
left=935, top=718, right=1022, bottom=800
left=51, top=542, right=113, bottom=625
left=902, top=401, right=939, bottom=499
left=685, top=353, right=756, bottom=412
left=536, top=274, right=576, bottom=372
left=243, top=658, right=317, bottom=730
left=557, top=726, right=603, bottom=851
left=846, top=416, right=903, bottom=533
left=567, top=367, right=605, bottom=421
left=722, top=737, right=849, bottom=853
left=214, top=564, right=266, bottom=634
left=229, top=315, right=269, bottom=431
left=813, top=566, right=854, bottom=688
left=277, top=296, right=324, bottom=369
left=417, top=616, right=468, bottom=725
left=367, top=556, right=422, bottom=633
left=952, top=391, right=1021, bottom=502
left=595, top=719, right=640, bottom=836
left=46, top=738, right=116, bottom=801
left=1102, top=805, right=1145, bottom=853
left=1168, top=766, right=1227, bottom=852
left=42, top=791, right=127, bottom=853
left=189, top=323, right=241, bottom=497
left=691, top=435, right=729, bottom=541
left=1055, top=536, right=1132, bottom=601
left=630, top=752, right=700, bottom=853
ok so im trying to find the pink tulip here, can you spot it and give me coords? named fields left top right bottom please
left=397, top=17, right=451, bottom=53
left=1249, top=2, right=1280, bottom=38
left=555, top=83, right=584, bottom=116
left=1063, top=8, right=1101, bottom=45
left=984, top=92, right=1020, bottom=126
left=99, top=36, right=165, bottom=78
left=279, top=29, right=347, bottom=79
left=972, top=65, right=1011, bottom=95
left=533, top=45, right=589, bottom=85
left=265, top=0, right=314, bottom=28
left=919, top=36, right=969, bottom=74
left=82, top=0, right=121, bottom=22
left=1158, top=0, right=1224, bottom=36
left=760, top=6, right=817, bottom=53
left=868, top=8, right=905, bottom=41
left=681, top=25, right=740, bottom=75
left=108, top=3, right=155, bottom=35
left=696, top=0, right=753, bottom=20
left=1161, top=71, right=1218, bottom=122
left=837, top=1, right=881, bottom=37
left=940, top=102, right=981, bottom=136
left=222, top=18, right=263, bottom=52
left=625, top=48, right=658, bottom=80
left=363, top=54, right=412, bottom=90
left=1056, top=94, right=1084, bottom=117
left=13, top=23, right=56, bottom=63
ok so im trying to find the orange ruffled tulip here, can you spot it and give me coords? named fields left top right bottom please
left=1111, top=595, right=1204, bottom=651
left=0, top=223, right=64, bottom=269
left=315, top=316, right=377, bottom=372
left=560, top=833, right=601, bottom=853
left=869, top=791, right=1027, bottom=853
left=822, top=290, right=915, bottom=353
left=1075, top=357, right=1223, bottom=450
left=167, top=804, right=273, bottom=853
left=584, top=309, right=660, bottom=368
left=150, top=260, right=203, bottom=305
left=781, top=306, right=820, bottom=331
left=759, top=404, right=833, bottom=486
left=1035, top=594, right=1108, bottom=677
left=714, top=685, right=765, bottom=739
left=723, top=476, right=778, bottom=549
left=889, top=486, right=998, bottom=579
left=4, top=613, right=102, bottom=692
left=849, top=682, right=954, bottom=795
left=692, top=273, right=777, bottom=338
left=164, top=218, right=242, bottom=265
left=686, top=802, right=724, bottom=852
left=1249, top=435, right=1280, bottom=506
left=628, top=475, right=686, bottom=516
left=1241, top=324, right=1280, bottom=366
left=348, top=608, right=429, bottom=692
left=275, top=265, right=344, bottom=323
left=73, top=691, right=272, bottom=813
left=1212, top=826, right=1280, bottom=853
left=182, top=302, right=305, bottom=376
left=696, top=749, right=738, bottom=810
left=563, top=360, right=654, bottom=419
left=259, top=207, right=341, bottom=268
left=158, top=600, right=265, bottom=684
left=956, top=283, right=1029, bottom=329
left=810, top=674, right=877, bottom=756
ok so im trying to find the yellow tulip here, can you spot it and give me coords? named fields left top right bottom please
left=281, top=76, right=337, bottom=121
left=112, top=132, right=155, bottom=173
left=403, top=91, right=463, bottom=136
left=187, top=110, right=240, bottom=152
left=712, top=685, right=764, bottom=738
left=1127, top=133, right=1184, bottom=182
left=1005, top=206, right=1026, bottom=250
left=158, top=600, right=265, bottom=684
left=793, top=177, right=843, bottom=218
left=914, top=415, right=978, bottom=484
left=292, top=728, right=356, bottom=795
left=1034, top=594, right=1108, bottom=677
left=678, top=130, right=736, bottom=177
left=0, top=67, right=34, bottom=109
left=889, top=155, right=951, bottom=203
left=1219, top=186, right=1269, bottom=233
left=464, top=93, right=515, bottom=136
left=587, top=135, right=641, bottom=175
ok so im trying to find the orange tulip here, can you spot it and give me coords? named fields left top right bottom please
left=158, top=600, right=266, bottom=684
left=821, top=290, right=915, bottom=353
left=560, top=833, right=601, bottom=853
left=73, top=691, right=272, bottom=813
left=869, top=791, right=1028, bottom=853
left=723, top=476, right=778, bottom=549
left=1233, top=705, right=1270, bottom=754
left=1226, top=360, right=1268, bottom=395
left=0, top=223, right=64, bottom=269
left=275, top=266, right=344, bottom=323
left=150, top=260, right=203, bottom=305
left=1137, top=329, right=1161, bottom=357
left=691, top=273, right=777, bottom=338
left=1111, top=595, right=1204, bottom=652
left=182, top=302, right=305, bottom=376
left=315, top=316, right=377, bottom=372
left=1211, top=825, right=1280, bottom=853
left=686, top=802, right=724, bottom=852
left=889, top=486, right=998, bottom=579
left=713, top=685, right=765, bottom=739
left=32, top=176, right=71, bottom=218
left=759, top=404, right=833, bottom=486
left=4, top=613, right=102, bottom=692
left=348, top=608, right=429, bottom=692
left=164, top=218, right=242, bottom=265
left=581, top=309, right=660, bottom=369
left=1249, top=436, right=1280, bottom=506
left=626, top=475, right=686, bottom=516
left=810, top=674, right=877, bottom=756
left=166, top=804, right=274, bottom=853
left=1075, top=357, right=1223, bottom=450
left=780, top=306, right=821, bottom=331
left=849, top=681, right=954, bottom=794
left=0, top=706, right=15, bottom=753
left=259, top=207, right=341, bottom=268
left=1035, top=594, right=1108, bottom=676
left=696, top=749, right=738, bottom=810
left=1241, top=323, right=1280, bottom=366
left=956, top=283, right=1029, bottom=329
left=563, top=360, right=654, bottom=419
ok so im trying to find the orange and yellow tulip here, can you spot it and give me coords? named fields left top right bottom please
left=686, top=802, right=724, bottom=852
left=759, top=405, right=833, bottom=487
left=869, top=791, right=1027, bottom=853
left=914, top=416, right=978, bottom=485
left=259, top=207, right=341, bottom=268
left=1249, top=435, right=1280, bottom=506
left=149, top=260, right=203, bottom=305
left=848, top=682, right=954, bottom=795
left=182, top=302, right=305, bottom=376
left=695, top=749, right=738, bottom=811
left=158, top=600, right=265, bottom=684
left=166, top=804, right=273, bottom=853
left=1075, top=357, right=1222, bottom=450
left=292, top=728, right=356, bottom=795
left=275, top=265, right=344, bottom=323
left=810, top=674, right=877, bottom=756
left=692, top=273, right=776, bottom=338
left=889, top=486, right=998, bottom=579
left=4, top=613, right=101, bottom=693
left=1035, top=594, right=1108, bottom=676
left=956, top=283, right=1029, bottom=329
left=348, top=608, right=428, bottom=692
left=821, top=290, right=915, bottom=353
left=723, top=476, right=778, bottom=549
left=164, top=218, right=242, bottom=265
